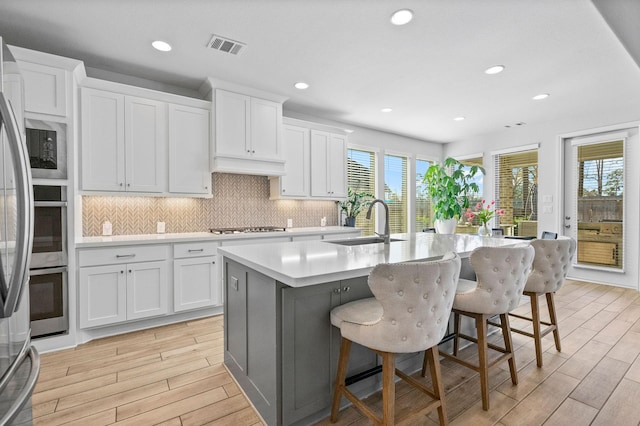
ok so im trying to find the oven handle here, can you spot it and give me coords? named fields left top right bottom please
left=34, top=201, right=68, bottom=208
left=29, top=266, right=68, bottom=276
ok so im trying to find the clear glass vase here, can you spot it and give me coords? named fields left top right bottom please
left=478, top=223, right=492, bottom=237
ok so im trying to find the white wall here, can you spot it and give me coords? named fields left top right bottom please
left=444, top=109, right=640, bottom=237
left=283, top=109, right=443, bottom=159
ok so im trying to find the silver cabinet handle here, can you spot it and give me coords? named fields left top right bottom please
left=116, top=254, right=136, bottom=258
left=343, top=286, right=350, bottom=292
left=333, top=288, right=341, bottom=294
left=188, top=249, right=204, bottom=253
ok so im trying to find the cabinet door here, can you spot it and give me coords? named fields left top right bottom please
left=282, top=281, right=341, bottom=425
left=328, top=134, right=347, bottom=198
left=126, top=260, right=169, bottom=320
left=19, top=61, right=66, bottom=116
left=174, top=256, right=219, bottom=312
left=215, top=89, right=250, bottom=157
left=250, top=97, right=282, bottom=159
left=79, top=264, right=127, bottom=328
left=125, top=96, right=166, bottom=193
left=280, top=125, right=309, bottom=197
left=168, top=104, right=210, bottom=194
left=310, top=130, right=330, bottom=197
left=0, top=73, right=22, bottom=189
left=81, top=88, right=125, bottom=191
left=225, top=261, right=248, bottom=373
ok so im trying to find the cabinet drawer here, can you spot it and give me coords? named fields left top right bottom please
left=173, top=241, right=220, bottom=258
left=79, top=245, right=169, bottom=267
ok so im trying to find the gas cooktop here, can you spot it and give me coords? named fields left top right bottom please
left=209, top=226, right=287, bottom=235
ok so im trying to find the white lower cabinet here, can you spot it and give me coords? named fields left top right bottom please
left=173, top=242, right=221, bottom=312
left=79, top=245, right=170, bottom=328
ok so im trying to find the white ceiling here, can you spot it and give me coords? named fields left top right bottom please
left=1, top=0, right=639, bottom=143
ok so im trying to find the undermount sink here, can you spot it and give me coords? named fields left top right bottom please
left=326, top=237, right=404, bottom=246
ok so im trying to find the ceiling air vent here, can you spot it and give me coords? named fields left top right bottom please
left=207, top=34, right=246, bottom=55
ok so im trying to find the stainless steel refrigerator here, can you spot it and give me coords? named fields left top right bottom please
left=0, top=38, right=39, bottom=425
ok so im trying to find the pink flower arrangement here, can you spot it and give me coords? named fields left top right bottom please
left=465, top=200, right=505, bottom=226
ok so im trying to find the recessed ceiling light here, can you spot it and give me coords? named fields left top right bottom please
left=485, top=65, right=505, bottom=75
left=390, top=9, right=413, bottom=25
left=532, top=93, right=550, bottom=100
left=152, top=40, right=172, bottom=52
left=294, top=82, right=309, bottom=90
left=381, top=107, right=393, bottom=113
left=454, top=116, right=465, bottom=121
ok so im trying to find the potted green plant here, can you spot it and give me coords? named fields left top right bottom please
left=423, top=157, right=485, bottom=233
left=340, top=188, right=374, bottom=227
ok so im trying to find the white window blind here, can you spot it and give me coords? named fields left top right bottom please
left=416, top=159, right=433, bottom=230
left=494, top=148, right=538, bottom=237
left=384, top=154, right=407, bottom=233
left=572, top=138, right=624, bottom=269
left=347, top=148, right=376, bottom=236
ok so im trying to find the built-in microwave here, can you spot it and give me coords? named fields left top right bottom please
left=25, top=119, right=67, bottom=179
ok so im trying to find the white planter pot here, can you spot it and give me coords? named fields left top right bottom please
left=434, top=218, right=457, bottom=234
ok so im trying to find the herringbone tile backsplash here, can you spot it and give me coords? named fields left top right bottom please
left=82, top=173, right=339, bottom=236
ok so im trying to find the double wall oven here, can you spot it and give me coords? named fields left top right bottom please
left=28, top=184, right=68, bottom=338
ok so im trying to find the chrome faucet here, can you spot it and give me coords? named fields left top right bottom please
left=366, top=199, right=390, bottom=244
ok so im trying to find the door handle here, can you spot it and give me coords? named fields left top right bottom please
left=0, top=93, right=34, bottom=318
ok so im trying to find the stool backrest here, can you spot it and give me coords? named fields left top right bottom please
left=365, top=254, right=461, bottom=353
left=468, top=246, right=535, bottom=314
left=525, top=237, right=575, bottom=293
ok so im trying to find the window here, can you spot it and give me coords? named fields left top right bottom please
left=346, top=148, right=376, bottom=236
left=575, top=139, right=624, bottom=269
left=494, top=149, right=538, bottom=237
left=460, top=156, right=484, bottom=208
left=384, top=154, right=408, bottom=233
left=416, top=159, right=433, bottom=230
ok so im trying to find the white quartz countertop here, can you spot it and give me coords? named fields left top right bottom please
left=76, top=226, right=359, bottom=248
left=218, top=232, right=525, bottom=288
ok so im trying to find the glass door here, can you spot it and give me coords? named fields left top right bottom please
left=563, top=127, right=639, bottom=288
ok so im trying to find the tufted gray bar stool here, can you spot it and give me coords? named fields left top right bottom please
left=438, top=245, right=534, bottom=411
left=509, top=237, right=576, bottom=367
left=330, top=254, right=461, bottom=426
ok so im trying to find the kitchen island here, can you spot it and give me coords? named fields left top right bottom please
left=219, top=233, right=520, bottom=425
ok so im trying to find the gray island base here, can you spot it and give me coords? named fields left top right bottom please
left=219, top=233, right=521, bottom=425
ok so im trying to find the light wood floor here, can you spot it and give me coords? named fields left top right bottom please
left=33, top=279, right=640, bottom=425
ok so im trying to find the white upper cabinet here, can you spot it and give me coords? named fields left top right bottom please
left=212, top=88, right=285, bottom=176
left=270, top=118, right=348, bottom=200
left=124, top=96, right=166, bottom=193
left=310, top=130, right=347, bottom=199
left=270, top=124, right=309, bottom=198
left=250, top=97, right=281, bottom=159
left=81, top=88, right=126, bottom=192
left=168, top=104, right=211, bottom=195
left=81, top=88, right=166, bottom=193
left=80, top=80, right=211, bottom=196
left=19, top=61, right=67, bottom=117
